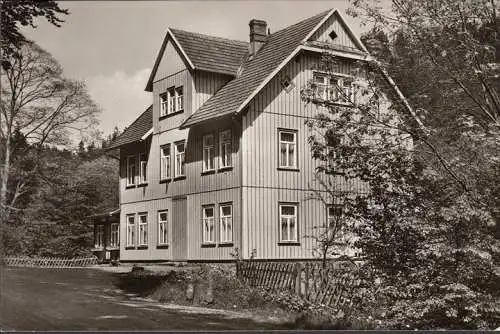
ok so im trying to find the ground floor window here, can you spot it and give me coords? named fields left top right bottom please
left=202, top=205, right=215, bottom=243
left=110, top=223, right=119, bottom=247
left=95, top=224, right=104, bottom=249
left=138, top=213, right=148, bottom=246
left=126, top=214, right=135, bottom=247
left=279, top=203, right=298, bottom=242
left=158, top=210, right=168, bottom=245
left=219, top=203, right=233, bottom=243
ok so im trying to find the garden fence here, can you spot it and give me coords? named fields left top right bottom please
left=236, top=261, right=361, bottom=309
left=3, top=255, right=98, bottom=268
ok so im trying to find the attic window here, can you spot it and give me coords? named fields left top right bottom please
left=280, top=76, right=295, bottom=93
left=329, top=30, right=338, bottom=41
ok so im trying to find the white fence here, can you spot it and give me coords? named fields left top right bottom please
left=3, top=255, right=98, bottom=268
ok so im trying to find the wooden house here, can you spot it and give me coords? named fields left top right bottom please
left=106, top=9, right=410, bottom=262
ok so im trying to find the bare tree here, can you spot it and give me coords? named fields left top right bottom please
left=0, top=41, right=100, bottom=223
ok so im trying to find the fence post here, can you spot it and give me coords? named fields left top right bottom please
left=294, top=262, right=302, bottom=297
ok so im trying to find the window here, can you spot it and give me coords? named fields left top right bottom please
left=325, top=129, right=346, bottom=174
left=175, top=87, right=183, bottom=112
left=160, top=145, right=171, bottom=180
left=126, top=156, right=136, bottom=186
left=160, top=92, right=169, bottom=117
left=139, top=153, right=148, bottom=184
left=138, top=213, right=148, bottom=246
left=327, top=205, right=343, bottom=228
left=279, top=130, right=297, bottom=169
left=202, top=205, right=215, bottom=244
left=219, top=130, right=232, bottom=168
left=313, top=73, right=355, bottom=104
left=174, top=141, right=185, bottom=177
left=126, top=214, right=135, bottom=247
left=279, top=204, right=298, bottom=242
left=202, top=134, right=215, bottom=172
left=95, top=224, right=104, bottom=249
left=158, top=210, right=168, bottom=245
left=220, top=203, right=233, bottom=243
left=168, top=87, right=176, bottom=114
left=280, top=75, right=295, bottom=93
left=110, top=223, right=119, bottom=248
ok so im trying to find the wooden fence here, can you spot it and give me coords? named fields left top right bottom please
left=236, top=261, right=361, bottom=309
left=3, top=256, right=99, bottom=268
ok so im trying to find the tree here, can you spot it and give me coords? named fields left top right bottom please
left=0, top=41, right=100, bottom=225
left=0, top=0, right=69, bottom=68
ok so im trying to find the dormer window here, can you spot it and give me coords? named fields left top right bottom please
left=160, top=86, right=184, bottom=117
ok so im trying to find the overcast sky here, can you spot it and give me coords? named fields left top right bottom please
left=21, top=1, right=371, bottom=139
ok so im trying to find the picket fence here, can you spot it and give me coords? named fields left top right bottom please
left=3, top=255, right=98, bottom=268
left=236, top=261, right=361, bottom=309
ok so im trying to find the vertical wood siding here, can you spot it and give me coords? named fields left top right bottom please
left=309, top=15, right=358, bottom=51
left=172, top=197, right=188, bottom=260
left=192, top=71, right=232, bottom=112
left=154, top=40, right=188, bottom=82
left=241, top=51, right=367, bottom=259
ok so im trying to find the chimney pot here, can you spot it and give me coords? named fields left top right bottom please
left=249, top=19, right=267, bottom=56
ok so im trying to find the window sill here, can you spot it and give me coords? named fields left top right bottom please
left=91, top=247, right=104, bottom=252
left=218, top=166, right=233, bottom=172
left=201, top=170, right=215, bottom=175
left=125, top=246, right=135, bottom=250
left=278, top=242, right=301, bottom=246
left=137, top=245, right=148, bottom=250
left=312, top=98, right=354, bottom=108
left=156, top=244, right=169, bottom=249
left=107, top=246, right=120, bottom=251
left=277, top=167, right=300, bottom=172
left=201, top=243, right=216, bottom=248
left=159, top=110, right=184, bottom=120
left=173, top=175, right=186, bottom=181
left=218, top=242, right=234, bottom=247
left=137, top=182, right=148, bottom=187
left=125, top=184, right=136, bottom=189
left=159, top=178, right=171, bottom=184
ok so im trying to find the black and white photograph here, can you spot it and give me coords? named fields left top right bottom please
left=0, top=0, right=499, bottom=331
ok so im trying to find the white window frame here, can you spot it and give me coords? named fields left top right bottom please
left=174, top=141, right=185, bottom=177
left=279, top=203, right=298, bottom=243
left=139, top=153, right=148, bottom=184
left=327, top=204, right=343, bottom=229
left=126, top=214, right=135, bottom=247
left=160, top=144, right=171, bottom=180
left=95, top=224, right=104, bottom=249
left=278, top=129, right=297, bottom=169
left=202, top=134, right=215, bottom=172
left=110, top=223, right=119, bottom=248
left=138, top=213, right=148, bottom=246
left=219, top=130, right=232, bottom=169
left=160, top=92, right=169, bottom=117
left=313, top=72, right=355, bottom=105
left=126, top=155, right=136, bottom=186
left=168, top=87, right=176, bottom=114
left=219, top=203, right=233, bottom=243
left=175, top=86, right=184, bottom=112
left=158, top=210, right=169, bottom=245
left=202, top=205, right=215, bottom=244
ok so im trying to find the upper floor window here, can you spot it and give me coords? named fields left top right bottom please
left=110, top=223, right=119, bottom=248
left=313, top=73, right=355, bottom=104
left=138, top=213, right=148, bottom=246
left=139, top=153, right=148, bottom=184
left=203, top=134, right=215, bottom=172
left=160, top=144, right=171, bottom=180
left=94, top=224, right=104, bottom=249
left=158, top=210, right=168, bottom=245
left=126, top=214, right=135, bottom=247
left=202, top=205, right=215, bottom=244
left=174, top=141, right=185, bottom=177
left=126, top=156, right=136, bottom=186
left=279, top=130, right=297, bottom=169
left=279, top=203, right=298, bottom=243
left=220, top=203, right=233, bottom=243
left=327, top=204, right=343, bottom=228
left=160, top=86, right=184, bottom=117
left=219, top=130, right=232, bottom=168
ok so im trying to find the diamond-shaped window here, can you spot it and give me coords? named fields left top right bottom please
left=329, top=30, right=338, bottom=41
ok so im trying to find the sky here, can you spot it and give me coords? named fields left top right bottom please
left=21, top=1, right=372, bottom=140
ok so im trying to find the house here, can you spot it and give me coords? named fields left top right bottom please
left=106, top=8, right=410, bottom=262
left=88, top=209, right=120, bottom=262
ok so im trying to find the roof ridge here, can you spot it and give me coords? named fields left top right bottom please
left=270, top=8, right=332, bottom=36
left=169, top=27, right=248, bottom=45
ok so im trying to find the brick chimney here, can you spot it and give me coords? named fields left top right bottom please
left=249, top=19, right=267, bottom=56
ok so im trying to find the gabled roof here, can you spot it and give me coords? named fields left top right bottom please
left=180, top=9, right=333, bottom=128
left=106, top=105, right=153, bottom=150
left=145, top=29, right=249, bottom=91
